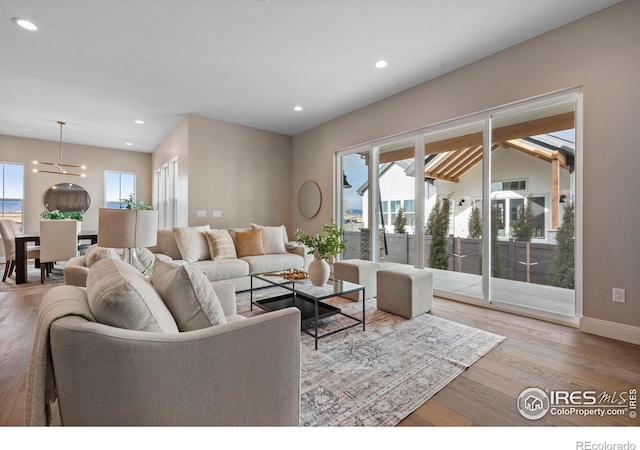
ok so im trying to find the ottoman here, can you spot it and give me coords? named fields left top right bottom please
left=376, top=267, right=433, bottom=319
left=333, top=259, right=380, bottom=301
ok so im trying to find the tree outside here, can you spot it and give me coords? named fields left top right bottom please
left=511, top=194, right=535, bottom=242
left=393, top=206, right=407, bottom=234
left=468, top=204, right=482, bottom=238
left=428, top=197, right=451, bottom=270
left=549, top=202, right=575, bottom=289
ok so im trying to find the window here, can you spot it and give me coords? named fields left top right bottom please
left=0, top=163, right=24, bottom=230
left=491, top=179, right=526, bottom=192
left=404, top=199, right=415, bottom=229
left=390, top=200, right=402, bottom=224
left=105, top=171, right=135, bottom=208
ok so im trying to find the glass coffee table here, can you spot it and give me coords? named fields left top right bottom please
left=250, top=273, right=365, bottom=350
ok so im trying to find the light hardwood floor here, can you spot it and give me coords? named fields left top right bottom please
left=1, top=283, right=638, bottom=427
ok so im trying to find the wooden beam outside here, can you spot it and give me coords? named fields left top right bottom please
left=502, top=139, right=569, bottom=170
left=379, top=111, right=574, bottom=163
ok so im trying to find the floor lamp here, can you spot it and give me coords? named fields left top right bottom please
left=98, top=208, right=158, bottom=267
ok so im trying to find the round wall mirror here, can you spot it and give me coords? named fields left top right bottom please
left=43, top=183, right=91, bottom=213
left=298, top=180, right=321, bottom=219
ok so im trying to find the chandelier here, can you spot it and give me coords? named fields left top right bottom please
left=33, top=121, right=86, bottom=177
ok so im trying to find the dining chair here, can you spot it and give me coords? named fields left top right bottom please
left=0, top=219, right=40, bottom=282
left=39, top=220, right=79, bottom=284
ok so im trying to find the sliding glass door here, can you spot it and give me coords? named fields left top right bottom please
left=490, top=99, right=577, bottom=316
left=336, top=90, right=580, bottom=320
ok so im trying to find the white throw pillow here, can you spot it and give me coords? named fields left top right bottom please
left=172, top=225, right=211, bottom=262
left=251, top=224, right=286, bottom=254
left=86, top=258, right=179, bottom=333
left=152, top=259, right=228, bottom=331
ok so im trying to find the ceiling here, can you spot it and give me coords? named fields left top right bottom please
left=0, top=0, right=620, bottom=153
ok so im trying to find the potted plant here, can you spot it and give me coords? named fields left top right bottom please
left=40, top=209, right=84, bottom=231
left=294, top=220, right=346, bottom=286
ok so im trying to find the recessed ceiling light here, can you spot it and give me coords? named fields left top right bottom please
left=125, top=142, right=133, bottom=146
left=134, top=120, right=144, bottom=125
left=293, top=106, right=303, bottom=112
left=375, top=60, right=388, bottom=69
left=12, top=17, right=37, bottom=31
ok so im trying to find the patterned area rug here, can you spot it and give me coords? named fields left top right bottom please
left=236, top=286, right=505, bottom=427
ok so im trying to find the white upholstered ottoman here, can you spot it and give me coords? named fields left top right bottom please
left=376, top=267, right=433, bottom=319
left=333, top=259, right=380, bottom=301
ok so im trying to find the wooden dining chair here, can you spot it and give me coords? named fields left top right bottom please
left=39, top=220, right=79, bottom=284
left=0, top=219, right=40, bottom=282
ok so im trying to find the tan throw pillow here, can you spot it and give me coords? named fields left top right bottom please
left=152, top=259, right=227, bottom=331
left=156, top=229, right=182, bottom=260
left=172, top=225, right=211, bottom=262
left=86, top=258, right=178, bottom=333
left=205, top=229, right=237, bottom=260
left=234, top=229, right=265, bottom=257
left=250, top=224, right=286, bottom=254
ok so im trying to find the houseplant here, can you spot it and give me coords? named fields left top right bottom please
left=294, top=220, right=346, bottom=286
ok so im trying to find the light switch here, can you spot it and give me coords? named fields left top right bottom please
left=212, top=210, right=222, bottom=218
left=196, top=210, right=207, bottom=218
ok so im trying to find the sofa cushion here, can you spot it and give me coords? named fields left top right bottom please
left=234, top=229, right=265, bottom=257
left=86, top=258, right=178, bottom=333
left=85, top=244, right=120, bottom=268
left=251, top=224, right=286, bottom=254
left=205, top=229, right=237, bottom=260
left=152, top=259, right=228, bottom=331
left=241, top=253, right=305, bottom=275
left=227, top=227, right=251, bottom=247
left=172, top=225, right=211, bottom=262
left=154, top=229, right=182, bottom=260
left=190, top=259, right=249, bottom=282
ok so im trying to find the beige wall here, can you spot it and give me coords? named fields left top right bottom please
left=0, top=134, right=152, bottom=235
left=153, top=114, right=293, bottom=232
left=291, top=1, right=640, bottom=330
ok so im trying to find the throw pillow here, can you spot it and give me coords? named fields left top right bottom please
left=152, top=259, right=228, bottom=331
left=85, top=244, right=120, bottom=268
left=172, top=225, right=211, bottom=262
left=204, top=229, right=237, bottom=260
left=234, top=229, right=266, bottom=257
left=86, top=258, right=179, bottom=333
left=250, top=224, right=286, bottom=254
left=155, top=229, right=182, bottom=260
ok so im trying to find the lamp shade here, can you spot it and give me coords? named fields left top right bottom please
left=98, top=208, right=158, bottom=248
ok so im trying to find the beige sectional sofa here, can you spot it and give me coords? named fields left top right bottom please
left=147, top=224, right=313, bottom=292
left=65, top=223, right=313, bottom=292
left=27, top=257, right=301, bottom=426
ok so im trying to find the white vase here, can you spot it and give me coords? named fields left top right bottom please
left=308, top=258, right=330, bottom=286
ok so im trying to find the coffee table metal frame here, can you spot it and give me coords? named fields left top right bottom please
left=250, top=274, right=365, bottom=350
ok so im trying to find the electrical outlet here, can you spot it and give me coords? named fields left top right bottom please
left=612, top=288, right=626, bottom=303
left=212, top=210, right=222, bottom=218
left=196, top=210, right=207, bottom=218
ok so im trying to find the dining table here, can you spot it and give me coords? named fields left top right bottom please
left=14, top=231, right=98, bottom=284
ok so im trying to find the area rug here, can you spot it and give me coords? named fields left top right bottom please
left=0, top=263, right=65, bottom=291
left=236, top=287, right=505, bottom=427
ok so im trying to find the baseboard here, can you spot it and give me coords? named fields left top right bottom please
left=580, top=316, right=640, bottom=345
